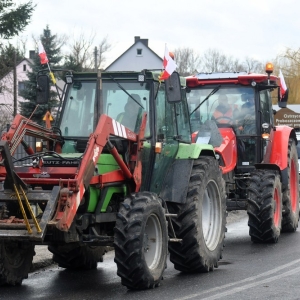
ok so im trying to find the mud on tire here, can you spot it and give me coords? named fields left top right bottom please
left=281, top=138, right=299, bottom=232
left=48, top=243, right=106, bottom=270
left=168, top=156, right=227, bottom=273
left=0, top=241, right=34, bottom=286
left=114, top=192, right=168, bottom=290
left=247, top=170, right=282, bottom=243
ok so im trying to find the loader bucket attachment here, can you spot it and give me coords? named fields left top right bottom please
left=0, top=186, right=60, bottom=241
left=0, top=141, right=60, bottom=241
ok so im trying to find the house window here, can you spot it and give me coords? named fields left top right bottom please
left=18, top=82, right=25, bottom=96
left=23, top=64, right=26, bottom=71
left=137, top=49, right=142, bottom=56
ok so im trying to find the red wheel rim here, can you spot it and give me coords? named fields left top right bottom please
left=274, top=187, right=281, bottom=227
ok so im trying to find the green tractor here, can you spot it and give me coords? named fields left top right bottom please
left=0, top=70, right=226, bottom=289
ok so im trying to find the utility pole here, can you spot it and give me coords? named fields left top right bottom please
left=13, top=50, right=17, bottom=117
left=94, top=46, right=97, bottom=71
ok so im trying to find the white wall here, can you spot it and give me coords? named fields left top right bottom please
left=0, top=59, right=32, bottom=113
left=106, top=42, right=162, bottom=71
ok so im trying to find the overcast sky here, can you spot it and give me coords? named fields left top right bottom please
left=14, top=0, right=300, bottom=68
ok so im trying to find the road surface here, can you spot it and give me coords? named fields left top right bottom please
left=1, top=211, right=300, bottom=300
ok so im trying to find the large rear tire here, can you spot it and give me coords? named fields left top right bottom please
left=281, top=138, right=299, bottom=232
left=48, top=243, right=106, bottom=270
left=0, top=241, right=34, bottom=286
left=114, top=192, right=168, bottom=290
left=168, top=156, right=226, bottom=273
left=247, top=170, right=282, bottom=243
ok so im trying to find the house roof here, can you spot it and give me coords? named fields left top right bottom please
left=0, top=57, right=33, bottom=81
left=105, top=36, right=163, bottom=70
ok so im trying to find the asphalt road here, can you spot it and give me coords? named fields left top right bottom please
left=2, top=211, right=300, bottom=300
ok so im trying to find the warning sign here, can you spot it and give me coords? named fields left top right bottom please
left=274, top=107, right=300, bottom=128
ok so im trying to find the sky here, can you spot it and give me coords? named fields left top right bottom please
left=12, top=0, right=300, bottom=68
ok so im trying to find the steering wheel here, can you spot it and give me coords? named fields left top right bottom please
left=214, top=116, right=233, bottom=124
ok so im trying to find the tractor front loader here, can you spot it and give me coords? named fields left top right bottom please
left=0, top=69, right=226, bottom=289
left=186, top=63, right=299, bottom=243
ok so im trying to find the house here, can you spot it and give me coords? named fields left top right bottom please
left=0, top=55, right=34, bottom=132
left=0, top=57, right=32, bottom=111
left=105, top=36, right=163, bottom=71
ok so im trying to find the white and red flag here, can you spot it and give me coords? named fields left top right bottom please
left=38, top=41, right=49, bottom=65
left=279, top=69, right=287, bottom=98
left=159, top=44, right=177, bottom=81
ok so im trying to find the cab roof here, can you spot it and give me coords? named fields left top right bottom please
left=186, top=72, right=279, bottom=87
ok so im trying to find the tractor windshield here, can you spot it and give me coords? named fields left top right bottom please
left=60, top=81, right=97, bottom=137
left=59, top=80, right=150, bottom=139
left=187, top=86, right=256, bottom=135
left=102, top=81, right=150, bottom=134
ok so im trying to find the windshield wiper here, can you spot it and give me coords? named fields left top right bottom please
left=109, top=76, right=144, bottom=109
left=190, top=85, right=221, bottom=116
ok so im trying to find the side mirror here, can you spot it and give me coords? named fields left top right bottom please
left=278, top=88, right=288, bottom=108
left=165, top=72, right=182, bottom=103
left=36, top=75, right=50, bottom=104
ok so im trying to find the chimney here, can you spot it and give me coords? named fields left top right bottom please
left=29, top=50, right=36, bottom=59
left=134, top=36, right=148, bottom=47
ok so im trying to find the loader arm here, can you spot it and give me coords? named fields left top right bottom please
left=1, top=114, right=60, bottom=155
left=56, top=113, right=146, bottom=231
left=0, top=113, right=147, bottom=232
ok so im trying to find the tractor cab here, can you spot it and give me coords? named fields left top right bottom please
left=35, top=69, right=194, bottom=193
left=186, top=66, right=287, bottom=174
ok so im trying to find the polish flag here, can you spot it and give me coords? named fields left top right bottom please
left=38, top=41, right=49, bottom=65
left=279, top=69, right=287, bottom=98
left=159, top=44, right=177, bottom=81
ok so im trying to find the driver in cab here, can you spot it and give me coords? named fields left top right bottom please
left=211, top=94, right=237, bottom=124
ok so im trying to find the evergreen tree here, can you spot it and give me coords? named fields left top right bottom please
left=20, top=25, right=63, bottom=124
left=63, top=54, right=83, bottom=72
left=0, top=0, right=35, bottom=39
left=0, top=43, right=24, bottom=78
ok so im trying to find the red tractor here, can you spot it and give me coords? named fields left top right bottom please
left=0, top=70, right=226, bottom=288
left=186, top=63, right=299, bottom=243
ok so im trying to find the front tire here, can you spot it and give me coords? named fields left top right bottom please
left=247, top=170, right=282, bottom=243
left=114, top=192, right=168, bottom=290
left=0, top=241, right=34, bottom=286
left=281, top=138, right=299, bottom=232
left=168, top=156, right=227, bottom=273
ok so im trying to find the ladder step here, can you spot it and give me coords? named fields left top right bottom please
left=165, top=213, right=178, bottom=218
left=169, top=238, right=182, bottom=243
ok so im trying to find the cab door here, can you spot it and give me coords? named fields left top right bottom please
left=149, top=82, right=191, bottom=194
left=149, top=82, right=179, bottom=193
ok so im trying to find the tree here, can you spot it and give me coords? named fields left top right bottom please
left=173, top=47, right=201, bottom=76
left=19, top=25, right=63, bottom=124
left=243, top=57, right=263, bottom=73
left=200, top=48, right=245, bottom=73
left=273, top=47, right=300, bottom=104
left=95, top=36, right=111, bottom=70
left=0, top=43, right=24, bottom=78
left=0, top=104, right=13, bottom=132
left=64, top=31, right=111, bottom=71
left=0, top=0, right=35, bottom=39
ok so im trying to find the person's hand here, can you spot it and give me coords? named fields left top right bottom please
left=244, top=114, right=255, bottom=124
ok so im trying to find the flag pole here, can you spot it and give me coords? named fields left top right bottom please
left=38, top=40, right=60, bottom=120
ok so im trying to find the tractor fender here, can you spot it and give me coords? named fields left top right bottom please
left=255, top=126, right=297, bottom=187
left=159, top=144, right=217, bottom=204
left=176, top=143, right=216, bottom=159
left=261, top=126, right=296, bottom=169
left=159, top=159, right=194, bottom=204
